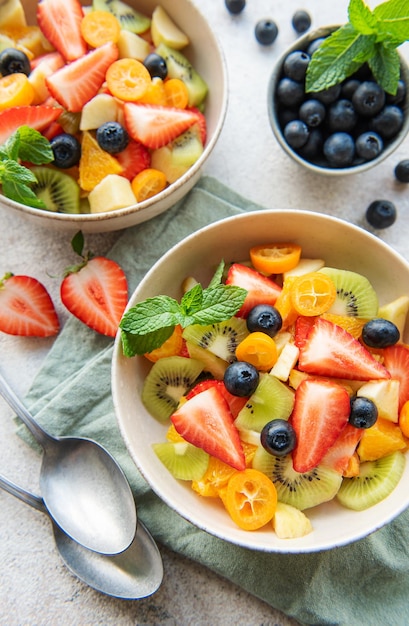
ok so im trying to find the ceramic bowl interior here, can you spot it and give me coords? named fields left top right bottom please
left=112, top=210, right=409, bottom=553
left=267, top=25, right=409, bottom=176
left=2, top=0, right=227, bottom=233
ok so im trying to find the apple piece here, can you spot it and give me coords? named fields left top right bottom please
left=284, top=258, right=325, bottom=278
left=0, top=0, right=26, bottom=29
left=270, top=342, right=299, bottom=381
left=357, top=379, right=400, bottom=423
left=151, top=5, right=189, bottom=49
left=80, top=93, right=121, bottom=131
left=151, top=127, right=203, bottom=183
left=378, top=295, right=409, bottom=338
left=88, top=174, right=136, bottom=213
left=117, top=29, right=150, bottom=60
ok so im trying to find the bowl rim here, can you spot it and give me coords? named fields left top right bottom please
left=268, top=24, right=409, bottom=176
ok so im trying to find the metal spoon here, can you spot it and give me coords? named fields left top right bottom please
left=0, top=372, right=136, bottom=555
left=0, top=474, right=163, bottom=599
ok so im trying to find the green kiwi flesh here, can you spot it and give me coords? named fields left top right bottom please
left=182, top=317, right=248, bottom=363
left=320, top=267, right=378, bottom=318
left=142, top=355, right=204, bottom=422
left=30, top=167, right=80, bottom=214
left=252, top=447, right=343, bottom=510
left=336, top=451, right=405, bottom=511
left=155, top=42, right=208, bottom=107
left=152, top=441, right=209, bottom=481
left=93, top=0, right=151, bottom=33
left=234, top=373, right=295, bottom=433
left=185, top=341, right=228, bottom=380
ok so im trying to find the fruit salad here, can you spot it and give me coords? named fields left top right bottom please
left=120, top=243, right=409, bottom=538
left=0, top=0, right=208, bottom=213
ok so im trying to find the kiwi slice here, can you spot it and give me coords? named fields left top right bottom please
left=142, top=355, right=204, bottom=422
left=155, top=42, right=208, bottom=107
left=252, top=447, right=343, bottom=510
left=319, top=267, right=378, bottom=318
left=185, top=340, right=228, bottom=379
left=92, top=0, right=151, bottom=33
left=152, top=441, right=209, bottom=481
left=151, top=127, right=204, bottom=184
left=336, top=451, right=405, bottom=511
left=182, top=317, right=248, bottom=363
left=234, top=373, right=295, bottom=433
left=30, top=167, right=80, bottom=214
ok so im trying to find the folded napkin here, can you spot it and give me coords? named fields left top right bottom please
left=19, top=177, right=409, bottom=626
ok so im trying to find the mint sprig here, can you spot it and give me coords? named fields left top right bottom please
left=0, top=126, right=54, bottom=208
left=120, top=261, right=247, bottom=357
left=306, top=0, right=409, bottom=95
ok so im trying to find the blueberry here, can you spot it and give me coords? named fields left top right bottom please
left=352, top=81, right=386, bottom=116
left=50, top=133, right=81, bottom=169
left=284, top=119, right=309, bottom=149
left=328, top=99, right=357, bottom=132
left=366, top=200, right=397, bottom=229
left=278, top=107, right=299, bottom=127
left=276, top=77, right=305, bottom=108
left=323, top=132, right=355, bottom=167
left=341, top=79, right=361, bottom=100
left=394, top=159, right=409, bottom=183
left=292, top=10, right=311, bottom=34
left=362, top=318, right=400, bottom=348
left=283, top=50, right=310, bottom=82
left=370, top=105, right=404, bottom=139
left=143, top=53, right=168, bottom=80
left=315, top=83, right=342, bottom=105
left=386, top=79, right=406, bottom=105
left=261, top=419, right=296, bottom=456
left=299, top=99, right=326, bottom=127
left=306, top=37, right=325, bottom=56
left=224, top=0, right=245, bottom=14
left=298, top=128, right=323, bottom=159
left=255, top=19, right=279, bottom=45
left=0, top=47, right=31, bottom=76
left=349, top=397, right=378, bottom=429
left=224, top=361, right=259, bottom=397
left=355, top=131, right=383, bottom=161
left=96, top=122, right=129, bottom=154
left=246, top=305, right=282, bottom=337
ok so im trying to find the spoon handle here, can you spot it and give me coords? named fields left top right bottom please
left=0, top=473, right=46, bottom=513
left=0, top=372, right=53, bottom=448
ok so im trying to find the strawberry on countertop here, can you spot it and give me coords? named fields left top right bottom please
left=225, top=263, right=282, bottom=318
left=37, top=0, right=87, bottom=62
left=0, top=273, right=59, bottom=337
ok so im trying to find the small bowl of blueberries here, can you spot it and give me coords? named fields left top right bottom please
left=268, top=13, right=409, bottom=175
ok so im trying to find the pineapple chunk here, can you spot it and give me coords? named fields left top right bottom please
left=270, top=343, right=299, bottom=381
left=273, top=502, right=312, bottom=539
left=80, top=94, right=121, bottom=131
left=378, top=295, right=409, bottom=338
left=357, top=379, right=400, bottom=423
left=117, top=29, right=150, bottom=60
left=88, top=175, right=136, bottom=213
left=0, top=0, right=26, bottom=29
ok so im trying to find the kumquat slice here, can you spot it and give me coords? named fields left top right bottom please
left=250, top=242, right=302, bottom=275
left=236, top=332, right=278, bottom=371
left=106, top=58, right=151, bottom=102
left=0, top=73, right=34, bottom=110
left=224, top=468, right=277, bottom=531
left=131, top=168, right=167, bottom=202
left=80, top=10, right=121, bottom=47
left=291, top=271, right=337, bottom=316
left=164, top=77, right=189, bottom=109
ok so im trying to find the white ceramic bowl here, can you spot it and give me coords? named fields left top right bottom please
left=112, top=210, right=409, bottom=553
left=1, top=0, right=227, bottom=233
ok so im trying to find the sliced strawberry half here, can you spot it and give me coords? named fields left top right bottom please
left=298, top=317, right=390, bottom=381
left=37, top=0, right=87, bottom=62
left=116, top=140, right=151, bottom=180
left=383, top=344, right=409, bottom=411
left=294, top=315, right=318, bottom=350
left=123, top=103, right=198, bottom=149
left=46, top=42, right=119, bottom=113
left=320, top=423, right=363, bottom=474
left=171, top=386, right=246, bottom=470
left=0, top=105, right=62, bottom=144
left=60, top=256, right=128, bottom=337
left=186, top=379, right=248, bottom=418
left=290, top=378, right=351, bottom=472
left=225, top=263, right=282, bottom=318
left=0, top=273, right=59, bottom=337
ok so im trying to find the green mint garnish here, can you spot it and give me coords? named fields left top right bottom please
left=0, top=126, right=54, bottom=209
left=120, top=261, right=247, bottom=357
left=306, top=0, right=409, bottom=95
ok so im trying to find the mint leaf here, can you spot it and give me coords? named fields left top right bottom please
left=120, top=295, right=182, bottom=335
left=349, top=0, right=377, bottom=34
left=368, top=43, right=401, bottom=94
left=306, top=24, right=376, bottom=92
left=188, top=284, right=246, bottom=325
left=121, top=325, right=175, bottom=357
left=374, top=0, right=409, bottom=45
left=17, top=126, right=54, bottom=164
left=180, top=283, right=203, bottom=316
left=208, top=260, right=225, bottom=289
left=0, top=132, right=20, bottom=161
left=2, top=178, right=46, bottom=209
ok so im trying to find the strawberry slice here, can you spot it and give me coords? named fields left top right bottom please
left=290, top=378, right=351, bottom=472
left=0, top=105, right=62, bottom=144
left=123, top=103, right=198, bottom=149
left=46, top=42, right=119, bottom=113
left=171, top=386, right=246, bottom=470
left=320, top=423, right=363, bottom=474
left=383, top=344, right=409, bottom=411
left=298, top=317, right=390, bottom=380
left=186, top=379, right=248, bottom=418
left=37, top=0, right=87, bottom=62
left=294, top=315, right=318, bottom=350
left=0, top=273, right=59, bottom=337
left=116, top=140, right=151, bottom=180
left=225, top=263, right=282, bottom=318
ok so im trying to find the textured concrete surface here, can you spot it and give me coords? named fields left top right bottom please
left=1, top=0, right=408, bottom=624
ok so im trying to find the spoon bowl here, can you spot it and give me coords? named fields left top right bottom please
left=0, top=372, right=137, bottom=555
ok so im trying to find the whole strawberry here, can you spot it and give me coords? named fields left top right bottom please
left=60, top=231, right=128, bottom=337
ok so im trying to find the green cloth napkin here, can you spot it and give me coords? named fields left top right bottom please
left=19, top=177, right=409, bottom=626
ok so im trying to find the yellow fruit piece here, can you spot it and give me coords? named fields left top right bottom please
left=343, top=452, right=360, bottom=477
left=224, top=468, right=277, bottom=531
left=164, top=77, right=189, bottom=109
left=0, top=72, right=34, bottom=110
left=235, top=331, right=278, bottom=371
left=291, top=272, right=337, bottom=316
left=88, top=174, right=136, bottom=212
left=131, top=168, right=167, bottom=202
left=273, top=502, right=312, bottom=539
left=144, top=325, right=183, bottom=362
left=191, top=456, right=237, bottom=498
left=79, top=131, right=123, bottom=192
left=166, top=423, right=186, bottom=444
left=3, top=25, right=53, bottom=57
left=357, top=418, right=406, bottom=462
left=0, top=0, right=26, bottom=30
left=274, top=276, right=299, bottom=329
left=150, top=5, right=189, bottom=49
left=105, top=58, right=151, bottom=102
left=137, top=77, right=167, bottom=106
left=399, top=400, right=409, bottom=438
left=321, top=312, right=368, bottom=339
left=242, top=440, right=258, bottom=467
left=80, top=10, right=121, bottom=48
